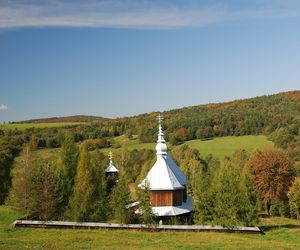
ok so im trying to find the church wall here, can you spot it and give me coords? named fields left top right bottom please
left=151, top=189, right=184, bottom=207
left=151, top=190, right=173, bottom=206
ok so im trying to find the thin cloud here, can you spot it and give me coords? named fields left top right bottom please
left=0, top=0, right=299, bottom=29
left=0, top=104, right=8, bottom=110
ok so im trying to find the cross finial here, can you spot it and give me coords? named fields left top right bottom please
left=157, top=113, right=163, bottom=126
left=108, top=151, right=113, bottom=161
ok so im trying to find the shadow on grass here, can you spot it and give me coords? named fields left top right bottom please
left=261, top=224, right=300, bottom=232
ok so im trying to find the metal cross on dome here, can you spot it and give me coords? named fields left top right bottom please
left=157, top=113, right=163, bottom=126
left=108, top=151, right=113, bottom=161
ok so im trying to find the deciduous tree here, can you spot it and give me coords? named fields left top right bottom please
left=247, top=148, right=294, bottom=215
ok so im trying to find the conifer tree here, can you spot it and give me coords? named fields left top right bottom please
left=137, top=180, right=155, bottom=225
left=238, top=166, right=258, bottom=226
left=110, top=175, right=131, bottom=224
left=288, top=177, right=300, bottom=220
left=213, top=159, right=241, bottom=226
left=90, top=150, right=108, bottom=221
left=6, top=145, right=34, bottom=216
left=29, top=160, right=58, bottom=220
left=68, top=143, right=96, bottom=221
left=61, top=133, right=79, bottom=192
left=194, top=167, right=215, bottom=225
left=56, top=133, right=79, bottom=216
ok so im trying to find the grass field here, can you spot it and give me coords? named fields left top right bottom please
left=0, top=122, right=84, bottom=130
left=29, top=135, right=273, bottom=161
left=103, top=135, right=273, bottom=159
left=184, top=135, right=274, bottom=159
left=1, top=206, right=300, bottom=249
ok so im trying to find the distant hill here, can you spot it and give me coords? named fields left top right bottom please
left=13, top=115, right=107, bottom=124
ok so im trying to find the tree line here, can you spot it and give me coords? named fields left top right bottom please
left=4, top=132, right=300, bottom=226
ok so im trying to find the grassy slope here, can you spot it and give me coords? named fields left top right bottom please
left=0, top=122, right=84, bottom=131
left=184, top=135, right=274, bottom=159
left=1, top=206, right=300, bottom=249
left=102, top=135, right=273, bottom=159
left=28, top=135, right=273, bottom=161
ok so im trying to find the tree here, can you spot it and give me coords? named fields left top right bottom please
left=247, top=148, right=294, bottom=215
left=6, top=145, right=34, bottom=215
left=58, top=133, right=79, bottom=212
left=270, top=127, right=294, bottom=149
left=90, top=150, right=108, bottom=221
left=288, top=177, right=300, bottom=220
left=213, top=159, right=242, bottom=226
left=29, top=160, right=59, bottom=220
left=137, top=180, right=155, bottom=225
left=110, top=175, right=131, bottom=224
left=194, top=165, right=215, bottom=225
left=68, top=144, right=96, bottom=221
left=238, top=166, right=258, bottom=226
left=7, top=145, right=59, bottom=220
left=61, top=133, right=79, bottom=187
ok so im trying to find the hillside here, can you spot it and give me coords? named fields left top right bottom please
left=13, top=115, right=107, bottom=124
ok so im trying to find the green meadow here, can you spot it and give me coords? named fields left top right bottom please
left=29, top=135, right=273, bottom=161
left=1, top=206, right=300, bottom=249
left=102, top=135, right=273, bottom=159
left=0, top=122, right=84, bottom=131
left=184, top=135, right=274, bottom=159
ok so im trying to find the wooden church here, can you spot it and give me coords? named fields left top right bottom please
left=104, top=151, right=119, bottom=178
left=138, top=114, right=193, bottom=217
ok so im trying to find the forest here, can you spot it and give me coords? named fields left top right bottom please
left=1, top=91, right=300, bottom=226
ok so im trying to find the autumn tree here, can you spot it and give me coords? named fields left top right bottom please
left=288, top=177, right=300, bottom=220
left=247, top=148, right=294, bottom=215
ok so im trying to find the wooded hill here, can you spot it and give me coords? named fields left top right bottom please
left=13, top=115, right=106, bottom=123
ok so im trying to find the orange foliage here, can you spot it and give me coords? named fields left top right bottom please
left=280, top=91, right=300, bottom=103
left=247, top=148, right=294, bottom=213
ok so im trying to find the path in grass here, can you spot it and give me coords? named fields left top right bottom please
left=184, top=135, right=274, bottom=159
left=1, top=206, right=300, bottom=249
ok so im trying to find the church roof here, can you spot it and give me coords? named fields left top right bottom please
left=105, top=163, right=118, bottom=173
left=105, top=162, right=118, bottom=173
left=139, top=114, right=187, bottom=190
left=105, top=151, right=119, bottom=173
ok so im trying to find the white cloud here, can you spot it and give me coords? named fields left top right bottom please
left=0, top=0, right=299, bottom=29
left=0, top=104, right=8, bottom=110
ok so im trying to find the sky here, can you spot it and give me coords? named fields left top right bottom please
left=0, top=0, right=300, bottom=122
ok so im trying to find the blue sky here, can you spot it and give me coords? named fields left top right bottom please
left=0, top=0, right=300, bottom=122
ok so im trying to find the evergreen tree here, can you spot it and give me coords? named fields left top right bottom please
left=288, top=177, right=300, bottom=220
left=213, top=159, right=241, bottom=226
left=110, top=175, right=131, bottom=224
left=6, top=145, right=34, bottom=216
left=56, top=133, right=79, bottom=217
left=61, top=133, right=79, bottom=193
left=68, top=144, right=96, bottom=221
left=137, top=180, right=155, bottom=225
left=90, top=150, right=108, bottom=221
left=29, top=160, right=58, bottom=220
left=238, top=166, right=258, bottom=226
